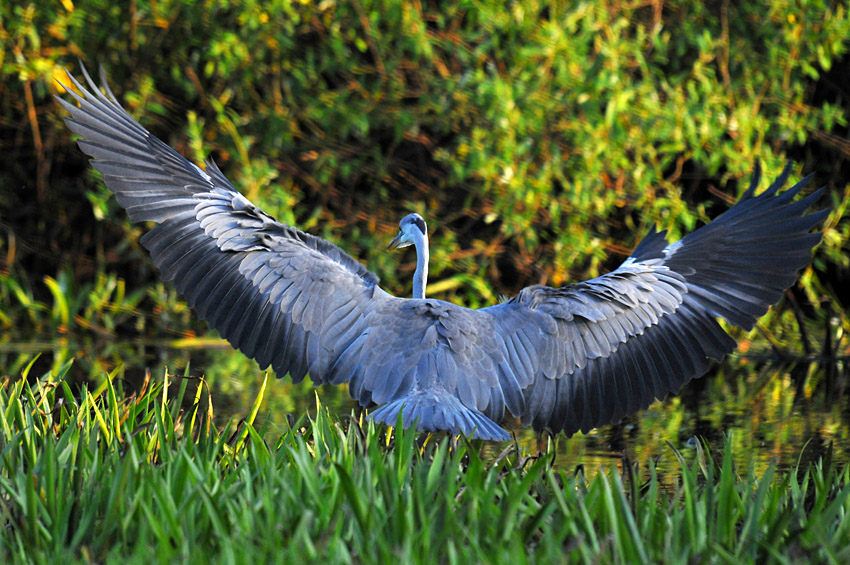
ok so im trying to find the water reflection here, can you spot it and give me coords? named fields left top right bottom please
left=2, top=339, right=847, bottom=481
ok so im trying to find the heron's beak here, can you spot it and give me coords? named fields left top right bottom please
left=387, top=232, right=403, bottom=251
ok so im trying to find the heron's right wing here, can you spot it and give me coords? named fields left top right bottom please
left=57, top=65, right=388, bottom=383
left=484, top=164, right=827, bottom=436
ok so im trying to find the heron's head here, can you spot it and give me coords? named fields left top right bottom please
left=387, top=213, right=427, bottom=250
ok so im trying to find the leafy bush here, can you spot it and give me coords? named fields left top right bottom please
left=1, top=0, right=847, bottom=341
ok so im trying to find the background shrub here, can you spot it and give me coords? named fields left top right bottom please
left=1, top=0, right=848, bottom=342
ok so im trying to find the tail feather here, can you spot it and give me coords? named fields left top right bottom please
left=370, top=390, right=510, bottom=441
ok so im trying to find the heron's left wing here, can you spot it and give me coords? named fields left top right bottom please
left=57, top=65, right=388, bottom=384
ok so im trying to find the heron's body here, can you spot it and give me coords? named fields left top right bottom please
left=58, top=66, right=827, bottom=441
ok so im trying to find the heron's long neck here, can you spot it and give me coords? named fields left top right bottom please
left=412, top=231, right=429, bottom=299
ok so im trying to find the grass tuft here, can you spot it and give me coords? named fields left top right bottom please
left=1, top=362, right=849, bottom=563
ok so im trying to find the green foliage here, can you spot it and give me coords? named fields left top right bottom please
left=0, top=267, right=147, bottom=336
left=2, top=362, right=850, bottom=563
left=3, top=4, right=848, bottom=559
left=1, top=0, right=847, bottom=344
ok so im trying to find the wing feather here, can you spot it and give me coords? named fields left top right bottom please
left=59, top=65, right=399, bottom=393
left=487, top=162, right=824, bottom=436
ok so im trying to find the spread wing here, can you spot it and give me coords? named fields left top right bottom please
left=58, top=65, right=518, bottom=441
left=57, top=65, right=390, bottom=385
left=485, top=163, right=827, bottom=436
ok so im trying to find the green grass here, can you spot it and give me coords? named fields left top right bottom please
left=2, top=361, right=849, bottom=563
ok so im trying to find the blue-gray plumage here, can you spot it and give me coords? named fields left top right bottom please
left=57, top=65, right=828, bottom=442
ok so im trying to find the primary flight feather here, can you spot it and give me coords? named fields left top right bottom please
left=58, top=65, right=827, bottom=441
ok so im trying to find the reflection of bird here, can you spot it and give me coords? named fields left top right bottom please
left=58, top=66, right=827, bottom=441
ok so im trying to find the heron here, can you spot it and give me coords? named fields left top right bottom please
left=57, top=65, right=827, bottom=442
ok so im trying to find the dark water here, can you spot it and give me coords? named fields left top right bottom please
left=3, top=338, right=848, bottom=480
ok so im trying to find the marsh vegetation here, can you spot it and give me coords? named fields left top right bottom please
left=2, top=0, right=850, bottom=561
